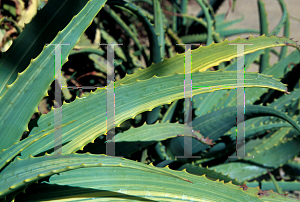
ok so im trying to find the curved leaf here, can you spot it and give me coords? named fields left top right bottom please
left=0, top=0, right=108, bottom=151
left=0, top=153, right=191, bottom=199
left=115, top=35, right=299, bottom=86
left=0, top=0, right=90, bottom=97
left=19, top=70, right=287, bottom=158
left=170, top=105, right=300, bottom=156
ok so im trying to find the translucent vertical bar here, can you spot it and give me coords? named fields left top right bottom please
left=175, top=44, right=201, bottom=159
left=54, top=44, right=62, bottom=155
left=228, top=43, right=254, bottom=159
left=236, top=44, right=245, bottom=157
left=45, top=43, right=70, bottom=159
left=184, top=45, right=193, bottom=156
left=106, top=44, right=116, bottom=156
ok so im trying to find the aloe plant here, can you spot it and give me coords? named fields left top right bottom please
left=1, top=0, right=300, bottom=201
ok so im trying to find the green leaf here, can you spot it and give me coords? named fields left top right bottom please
left=108, top=0, right=160, bottom=66
left=177, top=163, right=244, bottom=185
left=244, top=137, right=300, bottom=168
left=19, top=70, right=287, bottom=158
left=258, top=0, right=270, bottom=72
left=101, top=121, right=208, bottom=157
left=196, top=0, right=213, bottom=45
left=103, top=5, right=148, bottom=63
left=212, top=161, right=268, bottom=182
left=0, top=0, right=90, bottom=97
left=115, top=35, right=299, bottom=86
left=170, top=105, right=300, bottom=156
left=100, top=28, right=127, bottom=61
left=0, top=120, right=77, bottom=171
left=19, top=163, right=299, bottom=201
left=153, top=0, right=165, bottom=61
left=2, top=4, right=16, bottom=17
left=248, top=179, right=300, bottom=192
left=269, top=0, right=288, bottom=36
left=0, top=153, right=192, bottom=199
left=217, top=49, right=300, bottom=110
left=214, top=137, right=300, bottom=182
left=0, top=0, right=108, bottom=151
left=3, top=154, right=270, bottom=201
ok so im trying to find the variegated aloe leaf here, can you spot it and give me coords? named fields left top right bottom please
left=210, top=67, right=298, bottom=121
left=5, top=154, right=297, bottom=201
left=203, top=126, right=300, bottom=183
left=212, top=134, right=300, bottom=182
left=193, top=90, right=228, bottom=117
left=115, top=35, right=299, bottom=86
left=214, top=48, right=300, bottom=114
left=212, top=161, right=269, bottom=183
left=225, top=77, right=300, bottom=138
left=193, top=50, right=265, bottom=118
left=0, top=0, right=108, bottom=151
left=95, top=121, right=211, bottom=157
left=169, top=105, right=300, bottom=156
left=244, top=136, right=300, bottom=168
left=10, top=159, right=300, bottom=201
left=239, top=122, right=291, bottom=140
left=229, top=126, right=294, bottom=161
left=216, top=117, right=300, bottom=181
left=0, top=153, right=191, bottom=199
left=176, top=163, right=244, bottom=185
left=224, top=49, right=265, bottom=71
left=0, top=120, right=77, bottom=171
left=18, top=70, right=287, bottom=159
left=0, top=0, right=90, bottom=97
